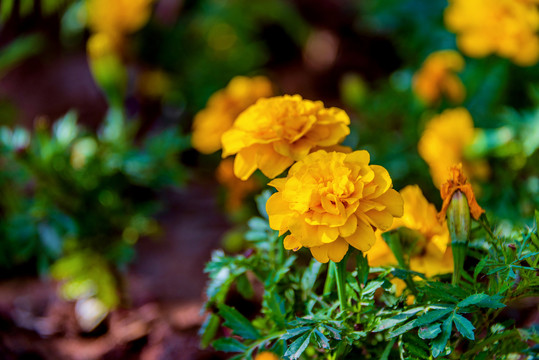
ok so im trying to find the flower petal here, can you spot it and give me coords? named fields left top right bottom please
left=283, top=234, right=302, bottom=251
left=339, top=214, right=357, bottom=237
left=345, top=219, right=376, bottom=252
left=234, top=147, right=258, bottom=180
left=327, top=238, right=349, bottom=262
left=310, top=245, right=329, bottom=263
left=374, top=189, right=404, bottom=217
left=365, top=209, right=394, bottom=231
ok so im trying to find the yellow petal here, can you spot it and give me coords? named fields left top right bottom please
left=345, top=219, right=376, bottom=252
left=310, top=245, right=330, bottom=263
left=339, top=214, right=357, bottom=237
left=327, top=238, right=349, bottom=262
left=283, top=234, right=302, bottom=251
left=258, top=145, right=295, bottom=179
left=365, top=209, right=394, bottom=231
left=234, top=147, right=258, bottom=180
left=374, top=189, right=404, bottom=217
left=266, top=193, right=292, bottom=232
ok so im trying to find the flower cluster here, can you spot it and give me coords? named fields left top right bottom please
left=445, top=0, right=539, bottom=66
left=367, top=185, right=453, bottom=278
left=413, top=50, right=466, bottom=106
left=192, top=76, right=274, bottom=154
left=418, top=108, right=476, bottom=188
left=266, top=150, right=403, bottom=263
left=221, top=95, right=351, bottom=180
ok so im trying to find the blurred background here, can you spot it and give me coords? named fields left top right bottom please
left=1, top=0, right=539, bottom=359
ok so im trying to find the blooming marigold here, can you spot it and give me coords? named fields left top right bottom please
left=444, top=0, right=539, bottom=66
left=439, top=164, right=485, bottom=221
left=266, top=150, right=404, bottom=263
left=413, top=50, right=466, bottom=105
left=418, top=108, right=476, bottom=188
left=216, top=158, right=260, bottom=211
left=367, top=185, right=453, bottom=278
left=222, top=95, right=351, bottom=180
left=192, top=76, right=274, bottom=154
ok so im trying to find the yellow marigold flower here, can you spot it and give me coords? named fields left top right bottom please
left=216, top=158, right=260, bottom=211
left=222, top=95, right=351, bottom=180
left=266, top=150, right=404, bottom=263
left=413, top=50, right=466, bottom=105
left=86, top=0, right=154, bottom=37
left=445, top=0, right=539, bottom=66
left=255, top=352, right=280, bottom=360
left=367, top=185, right=453, bottom=278
left=418, top=108, right=476, bottom=188
left=439, top=164, right=485, bottom=221
left=192, top=76, right=274, bottom=154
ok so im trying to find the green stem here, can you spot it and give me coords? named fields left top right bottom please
left=334, top=253, right=349, bottom=312
left=324, top=262, right=336, bottom=297
left=452, top=241, right=466, bottom=285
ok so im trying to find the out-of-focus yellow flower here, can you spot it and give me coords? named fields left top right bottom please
left=367, top=185, right=453, bottom=279
left=137, top=69, right=171, bottom=99
left=413, top=50, right=466, bottom=105
left=439, top=164, right=485, bottom=221
left=222, top=95, right=351, bottom=180
left=216, top=158, right=260, bottom=211
left=255, top=352, right=280, bottom=360
left=192, top=76, right=274, bottom=154
left=445, top=0, right=539, bottom=66
left=86, top=0, right=154, bottom=38
left=418, top=108, right=476, bottom=188
left=266, top=150, right=403, bottom=263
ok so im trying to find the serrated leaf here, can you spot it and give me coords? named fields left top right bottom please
left=373, top=307, right=424, bottom=332
left=356, top=251, right=369, bottom=286
left=313, top=329, right=330, bottom=349
left=199, top=314, right=220, bottom=349
left=388, top=319, right=419, bottom=338
left=284, top=330, right=312, bottom=360
left=362, top=280, right=385, bottom=298
left=322, top=325, right=342, bottom=340
left=474, top=257, right=488, bottom=279
left=415, top=308, right=453, bottom=327
left=218, top=304, right=260, bottom=340
left=454, top=314, right=475, bottom=340
left=431, top=314, right=453, bottom=358
left=212, top=337, right=247, bottom=353
left=458, top=293, right=505, bottom=309
left=418, top=323, right=442, bottom=340
left=264, top=291, right=286, bottom=328
left=281, top=326, right=312, bottom=341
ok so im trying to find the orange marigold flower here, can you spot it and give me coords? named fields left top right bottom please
left=368, top=185, right=453, bottom=278
left=222, top=95, right=351, bottom=180
left=255, top=352, right=280, bottom=360
left=192, top=76, right=274, bottom=154
left=413, top=50, right=466, bottom=105
left=439, top=164, right=485, bottom=221
left=266, top=150, right=403, bottom=263
left=418, top=108, right=476, bottom=188
left=445, top=0, right=539, bottom=66
left=216, top=158, right=260, bottom=211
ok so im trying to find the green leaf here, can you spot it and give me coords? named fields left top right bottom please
left=454, top=314, right=475, bottom=340
left=313, top=329, right=330, bottom=349
left=264, top=291, right=286, bottom=328
left=388, top=319, right=419, bottom=338
left=236, top=273, right=254, bottom=299
left=199, top=314, right=220, bottom=349
left=362, top=280, right=385, bottom=298
left=415, top=308, right=453, bottom=327
left=218, top=304, right=260, bottom=340
left=281, top=326, right=311, bottom=341
left=418, top=323, right=442, bottom=340
left=356, top=251, right=369, bottom=286
left=474, top=257, right=488, bottom=279
left=284, top=330, right=312, bottom=360
left=431, top=314, right=453, bottom=358
left=212, top=337, right=247, bottom=353
left=301, top=258, right=322, bottom=293
left=457, top=293, right=505, bottom=309
left=373, top=307, right=424, bottom=332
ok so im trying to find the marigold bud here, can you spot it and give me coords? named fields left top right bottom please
left=446, top=190, right=471, bottom=245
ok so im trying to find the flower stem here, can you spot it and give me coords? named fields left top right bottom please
left=334, top=253, right=349, bottom=312
left=324, top=262, right=336, bottom=296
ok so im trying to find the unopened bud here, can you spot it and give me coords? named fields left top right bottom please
left=446, top=190, right=471, bottom=244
